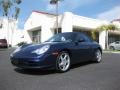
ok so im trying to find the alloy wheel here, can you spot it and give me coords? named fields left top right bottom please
left=95, top=49, right=102, bottom=63
left=57, top=52, right=70, bottom=72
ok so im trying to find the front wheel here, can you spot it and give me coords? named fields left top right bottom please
left=109, top=46, right=115, bottom=50
left=94, top=49, right=102, bottom=63
left=56, top=52, right=71, bottom=72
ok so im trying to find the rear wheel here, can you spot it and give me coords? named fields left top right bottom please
left=56, top=51, right=71, bottom=72
left=94, top=49, right=102, bottom=63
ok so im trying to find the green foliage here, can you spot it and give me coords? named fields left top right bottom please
left=14, top=0, right=22, bottom=4
left=94, top=24, right=119, bottom=49
left=91, top=30, right=96, bottom=40
left=1, top=0, right=12, bottom=16
left=17, top=42, right=27, bottom=47
left=50, top=0, right=63, bottom=4
left=107, top=24, right=119, bottom=31
left=0, top=0, right=22, bottom=19
left=96, top=24, right=118, bottom=31
left=15, top=7, right=20, bottom=19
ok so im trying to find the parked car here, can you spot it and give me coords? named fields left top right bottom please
left=0, top=39, right=8, bottom=48
left=109, top=41, right=120, bottom=50
left=10, top=32, right=102, bottom=72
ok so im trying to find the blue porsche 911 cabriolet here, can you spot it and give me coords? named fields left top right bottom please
left=10, top=32, right=102, bottom=72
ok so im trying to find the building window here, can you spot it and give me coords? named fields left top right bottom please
left=73, top=28, right=99, bottom=42
left=32, top=30, right=41, bottom=43
left=54, top=28, right=61, bottom=34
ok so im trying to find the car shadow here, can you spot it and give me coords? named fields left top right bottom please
left=0, top=48, right=8, bottom=51
left=14, top=61, right=95, bottom=75
left=71, top=61, right=94, bottom=70
left=14, top=68, right=56, bottom=75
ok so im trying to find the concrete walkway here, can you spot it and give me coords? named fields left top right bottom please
left=103, top=50, right=120, bottom=54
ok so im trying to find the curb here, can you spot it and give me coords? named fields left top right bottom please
left=103, top=51, right=120, bottom=54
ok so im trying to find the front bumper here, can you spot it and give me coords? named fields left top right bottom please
left=10, top=53, right=57, bottom=70
left=0, top=44, right=8, bottom=48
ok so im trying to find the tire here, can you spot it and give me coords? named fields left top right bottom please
left=4, top=46, right=8, bottom=48
left=109, top=46, right=115, bottom=50
left=94, top=49, right=102, bottom=63
left=56, top=51, right=71, bottom=72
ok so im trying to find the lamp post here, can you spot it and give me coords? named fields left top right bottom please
left=50, top=0, right=61, bottom=34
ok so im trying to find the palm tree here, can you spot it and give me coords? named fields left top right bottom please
left=91, top=30, right=97, bottom=41
left=15, top=0, right=22, bottom=4
left=0, top=0, right=22, bottom=46
left=0, top=0, right=12, bottom=16
left=96, top=24, right=119, bottom=49
left=0, top=0, right=22, bottom=18
left=50, top=0, right=63, bottom=34
left=14, top=0, right=21, bottom=19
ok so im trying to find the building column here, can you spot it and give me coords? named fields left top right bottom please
left=41, top=26, right=53, bottom=42
left=99, top=31, right=106, bottom=49
left=61, top=12, right=73, bottom=32
left=41, top=16, right=53, bottom=42
left=24, top=30, right=32, bottom=44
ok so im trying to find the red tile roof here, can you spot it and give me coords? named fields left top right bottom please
left=32, top=10, right=57, bottom=16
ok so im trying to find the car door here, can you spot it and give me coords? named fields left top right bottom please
left=115, top=41, right=120, bottom=50
left=118, top=42, right=120, bottom=50
left=73, top=34, right=92, bottom=63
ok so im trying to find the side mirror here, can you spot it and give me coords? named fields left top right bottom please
left=78, top=38, right=85, bottom=42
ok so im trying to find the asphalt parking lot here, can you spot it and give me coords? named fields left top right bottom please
left=0, top=48, right=120, bottom=90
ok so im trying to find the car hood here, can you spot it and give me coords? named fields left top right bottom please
left=12, top=42, right=67, bottom=58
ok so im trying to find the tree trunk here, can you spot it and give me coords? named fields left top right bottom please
left=105, top=30, right=108, bottom=49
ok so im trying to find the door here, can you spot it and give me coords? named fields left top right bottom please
left=73, top=34, right=92, bottom=63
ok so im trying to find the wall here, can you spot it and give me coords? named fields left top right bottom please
left=0, top=17, right=23, bottom=46
left=24, top=11, right=120, bottom=49
left=73, top=15, right=108, bottom=29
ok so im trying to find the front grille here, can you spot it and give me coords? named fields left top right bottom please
left=12, top=59, right=40, bottom=67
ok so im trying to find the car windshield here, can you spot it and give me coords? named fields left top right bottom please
left=46, top=33, right=76, bottom=42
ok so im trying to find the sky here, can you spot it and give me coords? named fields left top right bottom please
left=16, top=0, right=120, bottom=29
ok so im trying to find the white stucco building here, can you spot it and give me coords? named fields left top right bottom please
left=0, top=17, right=24, bottom=46
left=24, top=11, right=120, bottom=49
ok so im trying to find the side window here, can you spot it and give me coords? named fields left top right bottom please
left=76, top=34, right=86, bottom=42
left=83, top=34, right=93, bottom=42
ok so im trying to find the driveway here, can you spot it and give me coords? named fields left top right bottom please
left=0, top=48, right=120, bottom=90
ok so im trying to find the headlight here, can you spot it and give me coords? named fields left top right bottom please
left=32, top=45, right=50, bottom=55
left=13, top=47, right=21, bottom=53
